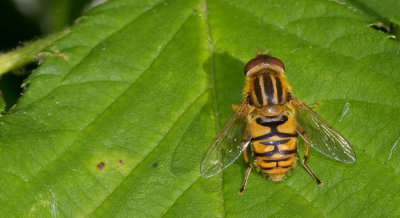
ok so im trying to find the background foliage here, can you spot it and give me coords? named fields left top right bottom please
left=0, top=0, right=399, bottom=217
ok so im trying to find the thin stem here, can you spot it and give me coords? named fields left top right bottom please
left=0, top=30, right=69, bottom=76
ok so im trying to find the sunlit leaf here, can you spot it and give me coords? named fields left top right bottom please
left=0, top=0, right=399, bottom=217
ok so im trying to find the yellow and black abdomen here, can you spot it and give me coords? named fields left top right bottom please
left=250, top=112, right=298, bottom=181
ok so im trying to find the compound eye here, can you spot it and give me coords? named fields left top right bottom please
left=244, top=57, right=263, bottom=75
left=268, top=57, right=285, bottom=71
left=244, top=55, right=286, bottom=75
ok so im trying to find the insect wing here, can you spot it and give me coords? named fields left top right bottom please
left=292, top=97, right=356, bottom=163
left=200, top=102, right=251, bottom=178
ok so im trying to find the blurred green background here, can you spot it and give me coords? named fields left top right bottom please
left=0, top=0, right=105, bottom=110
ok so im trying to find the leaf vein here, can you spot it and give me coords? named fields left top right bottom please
left=17, top=0, right=167, bottom=111
left=16, top=1, right=192, bottom=190
left=203, top=0, right=226, bottom=217
left=83, top=13, right=201, bottom=215
left=226, top=0, right=400, bottom=82
left=90, top=89, right=208, bottom=215
left=327, top=170, right=382, bottom=214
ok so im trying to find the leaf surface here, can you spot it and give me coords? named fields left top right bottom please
left=339, top=0, right=400, bottom=25
left=1, top=0, right=400, bottom=217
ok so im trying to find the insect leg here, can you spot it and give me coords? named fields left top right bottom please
left=298, top=129, right=323, bottom=186
left=238, top=131, right=252, bottom=195
left=308, top=102, right=321, bottom=108
left=238, top=148, right=252, bottom=195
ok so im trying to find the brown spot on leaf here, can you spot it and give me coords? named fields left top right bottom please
left=54, top=50, right=69, bottom=61
left=118, top=160, right=125, bottom=165
left=97, top=162, right=105, bottom=170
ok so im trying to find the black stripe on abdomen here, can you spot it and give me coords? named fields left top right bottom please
left=280, top=165, right=292, bottom=168
left=254, top=147, right=297, bottom=157
left=262, top=156, right=291, bottom=163
left=260, top=164, right=292, bottom=170
left=252, top=116, right=297, bottom=140
left=259, top=139, right=291, bottom=146
left=260, top=167, right=275, bottom=170
left=253, top=132, right=297, bottom=141
left=255, top=139, right=295, bottom=157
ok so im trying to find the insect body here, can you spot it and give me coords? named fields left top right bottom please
left=246, top=63, right=298, bottom=183
left=200, top=54, right=356, bottom=194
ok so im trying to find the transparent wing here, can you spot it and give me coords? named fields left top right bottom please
left=200, top=102, right=251, bottom=178
left=292, top=97, right=356, bottom=163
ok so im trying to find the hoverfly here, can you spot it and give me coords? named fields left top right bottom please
left=200, top=53, right=356, bottom=194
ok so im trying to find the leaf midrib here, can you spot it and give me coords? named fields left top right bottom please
left=202, top=0, right=227, bottom=217
left=161, top=0, right=227, bottom=216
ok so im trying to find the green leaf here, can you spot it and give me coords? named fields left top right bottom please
left=1, top=0, right=400, bottom=217
left=338, top=0, right=400, bottom=25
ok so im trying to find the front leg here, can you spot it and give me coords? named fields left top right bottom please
left=307, top=101, right=321, bottom=108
